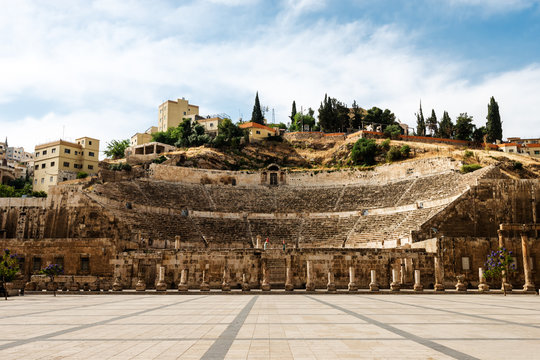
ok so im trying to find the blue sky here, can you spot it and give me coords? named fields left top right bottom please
left=1, top=0, right=540, bottom=154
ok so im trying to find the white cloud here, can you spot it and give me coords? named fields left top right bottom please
left=447, top=0, right=540, bottom=13
left=1, top=0, right=539, bottom=156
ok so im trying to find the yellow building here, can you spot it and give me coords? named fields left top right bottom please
left=196, top=116, right=224, bottom=137
left=158, top=98, right=199, bottom=132
left=33, top=137, right=100, bottom=193
left=239, top=122, right=277, bottom=142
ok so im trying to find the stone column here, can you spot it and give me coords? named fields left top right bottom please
left=261, top=261, right=271, bottom=291
left=521, top=231, right=535, bottom=292
left=221, top=268, right=231, bottom=292
left=178, top=268, right=188, bottom=291
left=135, top=273, right=146, bottom=291
left=242, top=273, right=250, bottom=291
left=348, top=266, right=358, bottom=292
left=256, top=235, right=261, bottom=249
left=175, top=235, right=181, bottom=250
left=478, top=267, right=489, bottom=292
left=434, top=256, right=445, bottom=291
left=327, top=270, right=336, bottom=293
left=200, top=270, right=210, bottom=291
left=369, top=270, right=379, bottom=291
left=305, top=260, right=315, bottom=291
left=156, top=266, right=167, bottom=291
left=390, top=268, right=400, bottom=291
left=285, top=266, right=294, bottom=291
left=455, top=275, right=467, bottom=291
left=413, top=270, right=423, bottom=291
left=498, top=230, right=512, bottom=292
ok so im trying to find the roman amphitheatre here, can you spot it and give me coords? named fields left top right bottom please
left=1, top=132, right=539, bottom=293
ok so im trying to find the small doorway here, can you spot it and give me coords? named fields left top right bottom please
left=270, top=173, right=278, bottom=185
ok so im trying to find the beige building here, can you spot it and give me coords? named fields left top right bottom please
left=239, top=122, right=277, bottom=142
left=523, top=144, right=540, bottom=158
left=33, top=137, right=100, bottom=193
left=507, top=137, right=540, bottom=145
left=130, top=126, right=158, bottom=147
left=158, top=98, right=199, bottom=132
left=196, top=116, right=224, bottom=137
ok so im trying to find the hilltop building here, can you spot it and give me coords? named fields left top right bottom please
left=130, top=126, right=158, bottom=147
left=158, top=98, right=199, bottom=132
left=239, top=122, right=277, bottom=142
left=33, top=137, right=100, bottom=193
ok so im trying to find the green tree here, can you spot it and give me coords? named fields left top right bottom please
left=486, top=96, right=503, bottom=143
left=454, top=113, right=475, bottom=141
left=427, top=109, right=438, bottom=136
left=212, top=118, right=247, bottom=149
left=438, top=111, right=454, bottom=138
left=484, top=247, right=516, bottom=296
left=351, top=138, right=378, bottom=166
left=0, top=249, right=20, bottom=300
left=350, top=100, right=363, bottom=130
left=104, top=139, right=129, bottom=159
left=40, top=263, right=64, bottom=297
left=317, top=95, right=350, bottom=133
left=472, top=126, right=487, bottom=143
left=292, top=112, right=316, bottom=132
left=251, top=92, right=265, bottom=125
left=290, top=101, right=297, bottom=123
left=415, top=102, right=426, bottom=136
left=383, top=124, right=401, bottom=139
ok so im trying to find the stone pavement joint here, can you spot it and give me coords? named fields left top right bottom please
left=200, top=295, right=258, bottom=360
left=307, top=295, right=480, bottom=360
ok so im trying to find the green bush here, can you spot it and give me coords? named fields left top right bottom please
left=400, top=145, right=411, bottom=158
left=460, top=164, right=482, bottom=173
left=386, top=146, right=402, bottom=162
left=351, top=138, right=378, bottom=166
left=512, top=161, right=523, bottom=170
left=76, top=172, right=88, bottom=179
left=152, top=155, right=167, bottom=164
left=109, top=163, right=131, bottom=171
left=464, top=150, right=474, bottom=158
left=380, top=139, right=391, bottom=151
left=383, top=124, right=402, bottom=139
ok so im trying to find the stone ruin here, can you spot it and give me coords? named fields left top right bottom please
left=0, top=157, right=538, bottom=292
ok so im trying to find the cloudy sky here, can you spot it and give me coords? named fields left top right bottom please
left=1, top=0, right=540, bottom=154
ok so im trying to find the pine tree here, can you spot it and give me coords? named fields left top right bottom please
left=486, top=96, right=503, bottom=143
left=427, top=109, right=438, bottom=136
left=415, top=101, right=426, bottom=136
left=438, top=111, right=454, bottom=139
left=290, top=101, right=297, bottom=123
left=250, top=92, right=264, bottom=125
left=455, top=113, right=475, bottom=141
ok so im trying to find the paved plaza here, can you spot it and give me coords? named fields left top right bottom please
left=0, top=294, right=539, bottom=359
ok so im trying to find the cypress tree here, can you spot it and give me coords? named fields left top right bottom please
left=486, top=96, right=503, bottom=143
left=438, top=111, right=454, bottom=139
left=290, top=101, right=297, bottom=123
left=416, top=101, right=426, bottom=136
left=251, top=92, right=264, bottom=125
left=427, top=109, right=438, bottom=136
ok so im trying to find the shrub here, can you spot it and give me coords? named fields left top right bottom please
left=460, top=164, right=482, bottom=173
left=76, top=172, right=88, bottom=179
left=152, top=155, right=167, bottom=164
left=386, top=146, right=402, bottom=162
left=383, top=124, right=402, bottom=139
left=512, top=161, right=523, bottom=170
left=351, top=138, right=378, bottom=166
left=400, top=145, right=411, bottom=158
left=380, top=139, right=391, bottom=151
left=464, top=150, right=474, bottom=158
left=109, top=163, right=131, bottom=171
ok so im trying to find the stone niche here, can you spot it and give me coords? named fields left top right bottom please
left=260, top=164, right=286, bottom=186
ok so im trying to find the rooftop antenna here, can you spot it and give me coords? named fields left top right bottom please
left=272, top=108, right=275, bottom=124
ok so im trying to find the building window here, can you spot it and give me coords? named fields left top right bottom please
left=41, top=178, right=44, bottom=184
left=34, top=165, right=38, bottom=170
left=42, top=150, right=47, bottom=155
left=52, top=148, right=56, bottom=153
left=17, top=257, right=25, bottom=274
left=73, top=164, right=79, bottom=169
left=256, top=130, right=261, bottom=134
left=89, top=152, right=95, bottom=157
left=63, top=162, right=70, bottom=167
left=54, top=256, right=64, bottom=269
left=50, top=161, right=55, bottom=167
left=50, top=176, right=53, bottom=182
left=81, top=151, right=84, bottom=156
left=88, top=165, right=94, bottom=170
left=89, top=141, right=92, bottom=145
left=65, top=148, right=71, bottom=154
left=41, top=163, right=46, bottom=169
left=535, top=151, right=540, bottom=155
left=81, top=256, right=90, bottom=272
left=33, top=257, right=42, bottom=272
left=74, top=151, right=78, bottom=155
left=509, top=149, right=514, bottom=153
left=34, top=179, right=37, bottom=185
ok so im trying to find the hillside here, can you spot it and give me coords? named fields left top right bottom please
left=121, top=134, right=540, bottom=179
